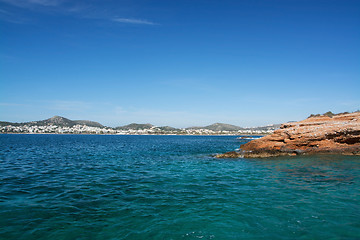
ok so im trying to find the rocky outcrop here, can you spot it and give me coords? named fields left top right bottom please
left=217, top=112, right=360, bottom=158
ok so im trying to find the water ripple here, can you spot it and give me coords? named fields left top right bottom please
left=0, top=135, right=360, bottom=239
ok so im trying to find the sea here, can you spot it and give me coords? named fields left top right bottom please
left=0, top=134, right=359, bottom=240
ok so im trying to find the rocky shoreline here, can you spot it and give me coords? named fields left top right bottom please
left=217, top=112, right=360, bottom=158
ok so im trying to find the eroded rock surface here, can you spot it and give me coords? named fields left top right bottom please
left=217, top=112, right=360, bottom=158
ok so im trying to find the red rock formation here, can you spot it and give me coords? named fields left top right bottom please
left=217, top=112, right=360, bottom=158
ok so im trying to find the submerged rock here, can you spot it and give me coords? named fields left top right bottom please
left=217, top=112, right=360, bottom=158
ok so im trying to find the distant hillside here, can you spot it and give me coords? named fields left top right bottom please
left=1, top=116, right=281, bottom=133
left=186, top=123, right=281, bottom=132
left=30, top=116, right=75, bottom=127
left=187, top=123, right=244, bottom=131
left=115, top=123, right=154, bottom=130
left=1, top=116, right=104, bottom=128
left=206, top=123, right=244, bottom=131
left=0, top=121, right=21, bottom=127
left=157, top=126, right=181, bottom=131
left=73, top=120, right=104, bottom=128
left=250, top=124, right=282, bottom=130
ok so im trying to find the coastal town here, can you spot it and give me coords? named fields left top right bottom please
left=0, top=116, right=278, bottom=135
left=0, top=123, right=277, bottom=135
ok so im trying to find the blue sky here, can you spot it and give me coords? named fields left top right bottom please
left=1, top=0, right=359, bottom=127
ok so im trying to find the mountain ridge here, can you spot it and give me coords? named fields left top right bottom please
left=187, top=123, right=244, bottom=131
left=115, top=123, right=154, bottom=130
left=0, top=116, right=279, bottom=131
left=0, top=116, right=104, bottom=128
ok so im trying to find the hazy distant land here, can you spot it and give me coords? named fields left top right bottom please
left=0, top=116, right=280, bottom=135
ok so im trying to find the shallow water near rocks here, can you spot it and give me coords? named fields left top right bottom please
left=1, top=134, right=359, bottom=239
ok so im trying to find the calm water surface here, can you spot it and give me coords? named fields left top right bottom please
left=0, top=134, right=359, bottom=239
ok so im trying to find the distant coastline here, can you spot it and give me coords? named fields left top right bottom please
left=0, top=133, right=265, bottom=136
left=0, top=116, right=279, bottom=136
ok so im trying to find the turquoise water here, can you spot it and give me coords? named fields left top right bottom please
left=0, top=134, right=359, bottom=239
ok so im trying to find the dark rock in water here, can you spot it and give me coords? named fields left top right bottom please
left=216, top=151, right=243, bottom=158
left=217, top=112, right=360, bottom=158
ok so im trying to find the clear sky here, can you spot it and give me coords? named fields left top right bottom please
left=1, top=0, right=359, bottom=127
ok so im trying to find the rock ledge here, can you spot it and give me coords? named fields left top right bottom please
left=217, top=112, right=360, bottom=158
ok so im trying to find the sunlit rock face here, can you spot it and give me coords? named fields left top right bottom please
left=217, top=112, right=360, bottom=158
